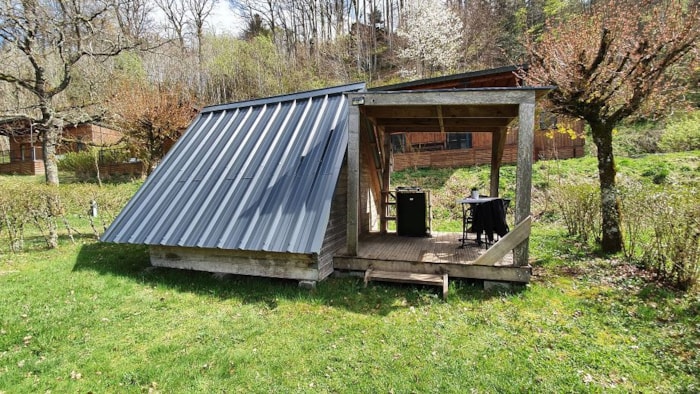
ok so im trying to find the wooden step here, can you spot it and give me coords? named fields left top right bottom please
left=364, top=269, right=448, bottom=299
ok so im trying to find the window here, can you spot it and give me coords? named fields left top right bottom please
left=446, top=133, right=472, bottom=150
left=391, top=134, right=406, bottom=153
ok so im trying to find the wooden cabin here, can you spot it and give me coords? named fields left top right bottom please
left=0, top=119, right=123, bottom=175
left=103, top=67, right=554, bottom=293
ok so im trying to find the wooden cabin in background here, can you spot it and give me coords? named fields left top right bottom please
left=0, top=118, right=123, bottom=176
left=377, top=66, right=586, bottom=171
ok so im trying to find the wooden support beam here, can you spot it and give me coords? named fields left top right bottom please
left=364, top=269, right=449, bottom=299
left=437, top=105, right=445, bottom=133
left=374, top=117, right=513, bottom=128
left=472, top=216, right=532, bottom=266
left=490, top=127, right=507, bottom=197
left=380, top=129, right=392, bottom=233
left=514, top=100, right=536, bottom=267
left=359, top=89, right=543, bottom=106
left=333, top=257, right=531, bottom=283
left=362, top=105, right=519, bottom=119
left=347, top=103, right=360, bottom=256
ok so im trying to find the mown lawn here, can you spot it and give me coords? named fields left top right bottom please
left=1, top=229, right=698, bottom=393
left=1, top=152, right=699, bottom=392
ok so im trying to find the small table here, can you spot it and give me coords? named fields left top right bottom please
left=457, top=197, right=502, bottom=248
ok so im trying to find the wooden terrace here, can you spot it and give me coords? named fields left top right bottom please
left=334, top=227, right=532, bottom=284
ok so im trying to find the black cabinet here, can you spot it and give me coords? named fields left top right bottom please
left=396, top=188, right=428, bottom=237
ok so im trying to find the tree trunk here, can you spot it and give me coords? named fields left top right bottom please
left=42, top=126, right=60, bottom=186
left=591, top=121, right=623, bottom=253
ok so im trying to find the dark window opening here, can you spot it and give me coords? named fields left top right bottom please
left=446, top=133, right=472, bottom=150
left=391, top=134, right=406, bottom=153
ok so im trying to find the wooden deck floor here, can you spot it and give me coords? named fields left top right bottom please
left=342, top=232, right=513, bottom=265
left=333, top=232, right=529, bottom=283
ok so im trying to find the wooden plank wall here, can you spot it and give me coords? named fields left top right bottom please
left=150, top=246, right=320, bottom=281
left=394, top=130, right=584, bottom=171
left=318, top=163, right=348, bottom=280
left=0, top=160, right=44, bottom=175
left=393, top=145, right=519, bottom=170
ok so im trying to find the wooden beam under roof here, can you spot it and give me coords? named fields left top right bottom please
left=372, top=117, right=513, bottom=128
left=437, top=105, right=445, bottom=133
left=362, top=105, right=519, bottom=119
left=361, top=89, right=539, bottom=106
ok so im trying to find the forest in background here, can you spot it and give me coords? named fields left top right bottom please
left=1, top=0, right=698, bottom=165
left=2, top=0, right=699, bottom=257
left=3, top=0, right=673, bottom=119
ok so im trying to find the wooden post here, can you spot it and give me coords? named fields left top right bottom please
left=489, top=127, right=507, bottom=197
left=380, top=129, right=392, bottom=233
left=514, top=101, right=535, bottom=266
left=347, top=101, right=361, bottom=256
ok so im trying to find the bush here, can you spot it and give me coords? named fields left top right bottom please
left=549, top=183, right=601, bottom=243
left=618, top=177, right=700, bottom=290
left=58, top=150, right=99, bottom=178
left=613, top=123, right=665, bottom=156
left=0, top=178, right=139, bottom=253
left=642, top=191, right=700, bottom=290
left=659, top=111, right=700, bottom=152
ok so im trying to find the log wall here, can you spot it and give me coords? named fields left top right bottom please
left=318, top=162, right=348, bottom=280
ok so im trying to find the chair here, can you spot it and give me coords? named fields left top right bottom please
left=472, top=199, right=509, bottom=247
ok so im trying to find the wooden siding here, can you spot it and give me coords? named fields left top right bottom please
left=394, top=145, right=519, bottom=170
left=393, top=129, right=583, bottom=171
left=0, top=160, right=44, bottom=175
left=150, top=245, right=320, bottom=281
left=318, top=162, right=348, bottom=280
left=101, top=162, right=144, bottom=178
left=61, top=124, right=123, bottom=152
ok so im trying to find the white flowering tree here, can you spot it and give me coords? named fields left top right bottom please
left=397, top=0, right=463, bottom=77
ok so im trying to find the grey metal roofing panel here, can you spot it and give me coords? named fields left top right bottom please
left=102, top=82, right=365, bottom=254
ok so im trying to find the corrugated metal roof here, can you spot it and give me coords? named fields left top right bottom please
left=102, top=82, right=366, bottom=254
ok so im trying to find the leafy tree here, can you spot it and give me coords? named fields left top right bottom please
left=0, top=0, right=141, bottom=185
left=396, top=0, right=463, bottom=77
left=109, top=81, right=197, bottom=175
left=525, top=0, right=700, bottom=253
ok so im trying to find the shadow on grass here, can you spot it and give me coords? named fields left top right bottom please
left=73, top=242, right=508, bottom=315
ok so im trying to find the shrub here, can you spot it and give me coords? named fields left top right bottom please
left=0, top=183, right=30, bottom=252
left=549, top=183, right=601, bottom=243
left=659, top=111, right=700, bottom=152
left=613, top=123, right=665, bottom=156
left=0, top=178, right=139, bottom=252
left=58, top=150, right=99, bottom=178
left=642, top=191, right=700, bottom=290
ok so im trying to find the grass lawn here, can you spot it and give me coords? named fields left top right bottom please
left=1, top=152, right=699, bottom=392
left=1, top=229, right=698, bottom=393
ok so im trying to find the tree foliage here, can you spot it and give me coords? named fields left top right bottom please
left=109, top=81, right=197, bottom=174
left=0, top=0, right=142, bottom=185
left=525, top=0, right=700, bottom=252
left=396, top=0, right=463, bottom=78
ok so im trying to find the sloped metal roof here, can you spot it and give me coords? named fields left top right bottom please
left=102, top=82, right=366, bottom=254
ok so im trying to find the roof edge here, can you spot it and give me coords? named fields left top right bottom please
left=370, top=65, right=528, bottom=92
left=202, top=82, right=366, bottom=113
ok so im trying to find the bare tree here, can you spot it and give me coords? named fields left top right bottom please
left=525, top=0, right=700, bottom=253
left=109, top=80, right=197, bottom=174
left=187, top=0, right=216, bottom=65
left=0, top=0, right=141, bottom=185
left=115, top=0, right=155, bottom=40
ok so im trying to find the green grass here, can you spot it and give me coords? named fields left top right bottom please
left=1, top=234, right=698, bottom=392
left=1, top=154, right=699, bottom=392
